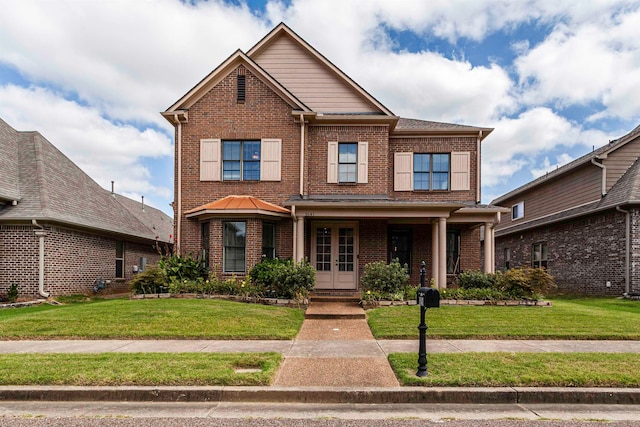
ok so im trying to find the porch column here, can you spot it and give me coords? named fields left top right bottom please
left=438, top=217, right=447, bottom=289
left=431, top=220, right=438, bottom=287
left=296, top=216, right=305, bottom=262
left=484, top=222, right=493, bottom=273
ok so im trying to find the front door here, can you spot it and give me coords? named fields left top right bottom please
left=312, top=222, right=358, bottom=290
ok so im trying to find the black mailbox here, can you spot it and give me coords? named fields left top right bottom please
left=417, top=287, right=440, bottom=308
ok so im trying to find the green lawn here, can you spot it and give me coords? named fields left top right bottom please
left=389, top=352, right=640, bottom=387
left=368, top=297, right=640, bottom=339
left=0, top=298, right=304, bottom=339
left=0, top=352, right=280, bottom=386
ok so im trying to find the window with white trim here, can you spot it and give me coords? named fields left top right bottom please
left=512, top=201, right=524, bottom=220
left=200, top=138, right=281, bottom=182
left=223, top=221, right=246, bottom=273
left=327, top=141, right=368, bottom=183
left=395, top=151, right=468, bottom=191
left=532, top=242, right=547, bottom=269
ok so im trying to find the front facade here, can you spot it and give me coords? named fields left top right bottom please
left=0, top=118, right=173, bottom=298
left=492, top=125, right=640, bottom=295
left=164, top=23, right=506, bottom=290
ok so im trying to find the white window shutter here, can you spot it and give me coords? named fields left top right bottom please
left=357, top=141, right=368, bottom=183
left=327, top=141, right=338, bottom=183
left=260, top=138, right=281, bottom=181
left=394, top=152, right=413, bottom=191
left=200, top=138, right=220, bottom=181
left=451, top=152, right=470, bottom=191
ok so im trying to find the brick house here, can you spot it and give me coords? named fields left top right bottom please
left=162, top=23, right=506, bottom=291
left=0, top=118, right=173, bottom=298
left=492, top=124, right=640, bottom=295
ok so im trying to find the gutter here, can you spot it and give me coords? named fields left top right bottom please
left=477, top=130, right=482, bottom=203
left=591, top=158, right=607, bottom=196
left=616, top=206, right=630, bottom=294
left=31, top=220, right=50, bottom=298
left=299, top=114, right=305, bottom=197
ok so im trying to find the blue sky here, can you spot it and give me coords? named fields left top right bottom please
left=1, top=0, right=639, bottom=216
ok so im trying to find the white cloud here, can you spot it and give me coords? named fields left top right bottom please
left=530, top=153, right=575, bottom=178
left=516, top=9, right=640, bottom=119
left=0, top=84, right=173, bottom=206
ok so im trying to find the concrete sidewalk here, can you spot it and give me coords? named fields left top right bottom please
left=2, top=338, right=640, bottom=354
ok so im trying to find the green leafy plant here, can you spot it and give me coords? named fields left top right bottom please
left=158, top=253, right=208, bottom=283
left=6, top=283, right=19, bottom=303
left=129, top=265, right=167, bottom=294
left=497, top=267, right=556, bottom=299
left=360, top=259, right=410, bottom=300
left=247, top=258, right=316, bottom=299
left=455, top=270, right=496, bottom=289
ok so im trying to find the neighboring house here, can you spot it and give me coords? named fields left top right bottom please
left=492, top=124, right=640, bottom=295
left=0, top=118, right=173, bottom=298
left=162, top=23, right=506, bottom=291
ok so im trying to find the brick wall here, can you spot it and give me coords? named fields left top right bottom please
left=0, top=224, right=162, bottom=298
left=494, top=209, right=626, bottom=295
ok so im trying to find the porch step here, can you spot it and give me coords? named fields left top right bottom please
left=305, top=301, right=365, bottom=319
left=310, top=291, right=361, bottom=303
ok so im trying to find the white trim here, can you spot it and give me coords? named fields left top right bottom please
left=327, top=141, right=338, bottom=183
left=357, top=141, right=368, bottom=183
left=511, top=201, right=524, bottom=221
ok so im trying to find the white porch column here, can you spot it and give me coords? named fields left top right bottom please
left=484, top=222, right=493, bottom=273
left=296, top=216, right=305, bottom=262
left=431, top=220, right=438, bottom=287
left=438, top=217, right=447, bottom=289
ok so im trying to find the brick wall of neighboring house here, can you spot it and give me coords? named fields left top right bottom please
left=0, top=224, right=162, bottom=297
left=389, top=137, right=478, bottom=202
left=306, top=125, right=389, bottom=195
left=494, top=209, right=626, bottom=295
left=631, top=209, right=640, bottom=294
left=178, top=66, right=301, bottom=257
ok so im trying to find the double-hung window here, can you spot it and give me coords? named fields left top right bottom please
left=413, top=154, right=450, bottom=190
left=223, top=221, right=246, bottom=272
left=262, top=222, right=276, bottom=259
left=222, top=140, right=261, bottom=181
left=532, top=242, right=548, bottom=269
left=338, top=143, right=357, bottom=183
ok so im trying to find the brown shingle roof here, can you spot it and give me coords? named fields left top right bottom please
left=0, top=119, right=173, bottom=243
left=0, top=118, right=21, bottom=202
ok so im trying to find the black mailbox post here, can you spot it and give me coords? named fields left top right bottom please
left=416, top=261, right=440, bottom=377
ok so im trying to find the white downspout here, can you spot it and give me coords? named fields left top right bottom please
left=291, top=206, right=297, bottom=261
left=591, top=158, right=607, bottom=196
left=477, top=130, right=482, bottom=204
left=617, top=206, right=630, bottom=294
left=32, top=220, right=49, bottom=298
left=299, top=114, right=305, bottom=197
left=174, top=114, right=182, bottom=255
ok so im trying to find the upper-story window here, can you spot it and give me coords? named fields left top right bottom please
left=338, top=143, right=357, bottom=183
left=413, top=153, right=450, bottom=191
left=512, top=201, right=524, bottom=220
left=200, top=138, right=281, bottom=182
left=327, top=141, right=368, bottom=184
left=222, top=140, right=261, bottom=181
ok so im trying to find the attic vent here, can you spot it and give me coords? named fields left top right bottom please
left=237, top=72, right=246, bottom=104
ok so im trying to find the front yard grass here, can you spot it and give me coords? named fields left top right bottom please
left=0, top=352, right=280, bottom=386
left=389, top=352, right=640, bottom=387
left=368, top=297, right=640, bottom=339
left=0, top=298, right=304, bottom=339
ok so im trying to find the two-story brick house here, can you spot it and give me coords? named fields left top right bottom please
left=163, top=23, right=506, bottom=290
left=492, top=124, right=640, bottom=295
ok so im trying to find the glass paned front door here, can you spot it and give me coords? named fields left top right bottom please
left=312, top=223, right=357, bottom=290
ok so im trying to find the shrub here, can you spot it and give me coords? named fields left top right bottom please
left=497, top=267, right=556, bottom=299
left=158, top=253, right=207, bottom=282
left=361, top=259, right=410, bottom=299
left=248, top=258, right=316, bottom=299
left=456, top=270, right=495, bottom=289
left=6, top=283, right=19, bottom=303
left=440, top=287, right=514, bottom=301
left=129, top=265, right=167, bottom=294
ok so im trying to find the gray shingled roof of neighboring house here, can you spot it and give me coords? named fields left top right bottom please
left=0, top=118, right=21, bottom=201
left=0, top=120, right=173, bottom=243
left=493, top=124, right=640, bottom=205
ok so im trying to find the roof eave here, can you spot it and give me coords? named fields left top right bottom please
left=391, top=127, right=493, bottom=139
left=184, top=209, right=290, bottom=219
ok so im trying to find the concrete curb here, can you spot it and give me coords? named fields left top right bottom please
left=1, top=386, right=639, bottom=405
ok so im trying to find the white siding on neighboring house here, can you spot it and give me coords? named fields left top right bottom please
left=200, top=138, right=221, bottom=181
